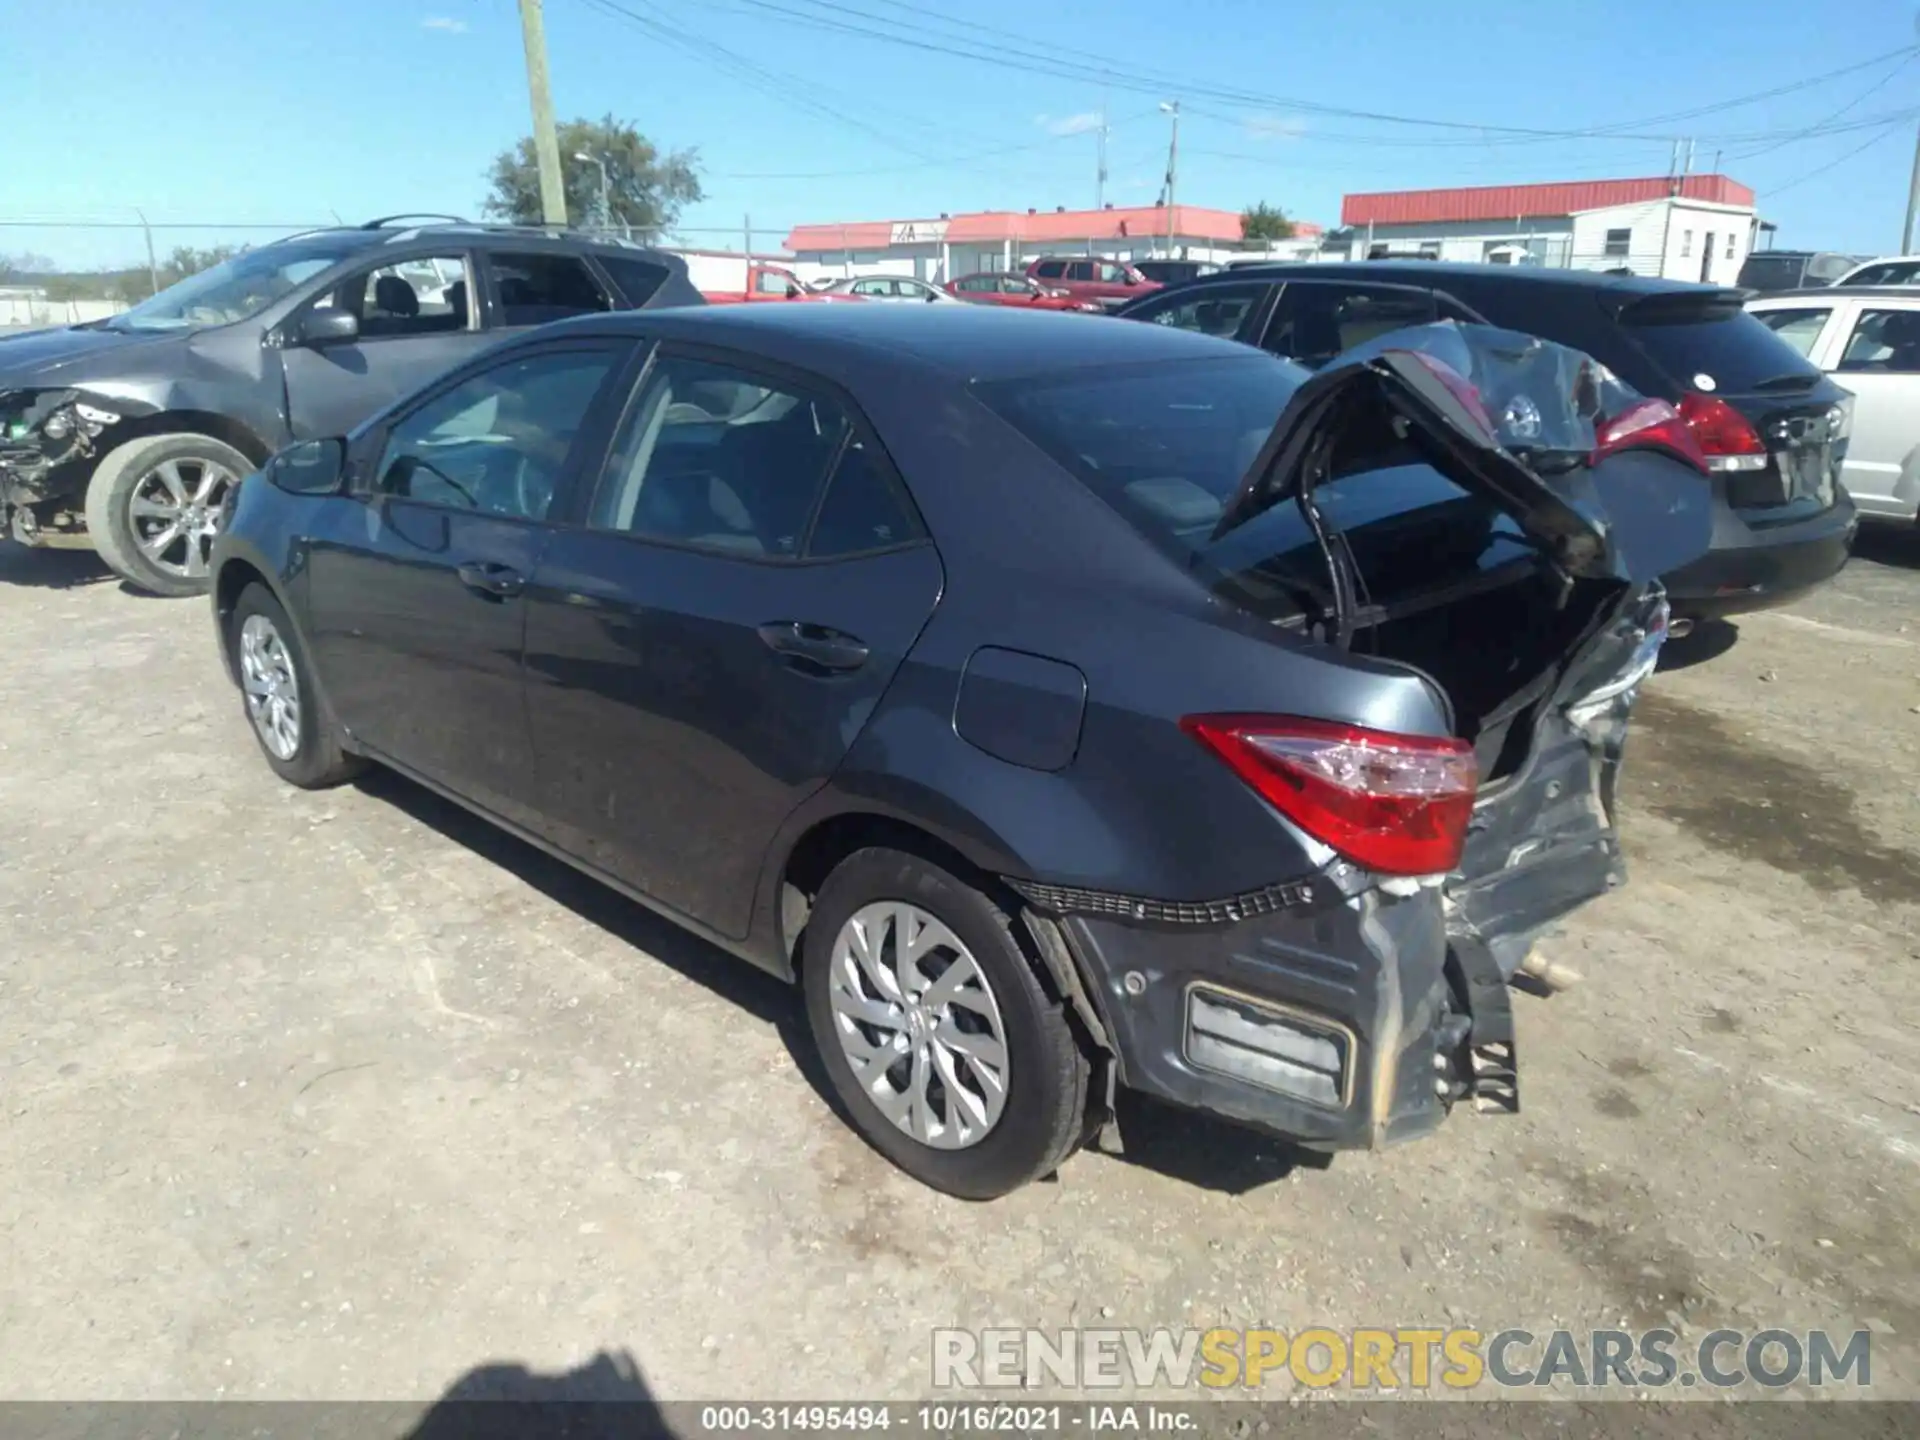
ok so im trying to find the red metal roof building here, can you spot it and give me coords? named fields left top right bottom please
left=1335, top=174, right=1758, bottom=283
left=1341, top=175, right=1755, bottom=228
left=782, top=204, right=1323, bottom=281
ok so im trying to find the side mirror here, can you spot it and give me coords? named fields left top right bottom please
left=266, top=437, right=347, bottom=495
left=293, top=307, right=359, bottom=347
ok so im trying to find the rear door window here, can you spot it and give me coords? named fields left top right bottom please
left=1127, top=282, right=1273, bottom=343
left=1619, top=294, right=1824, bottom=392
left=1837, top=308, right=1920, bottom=372
left=486, top=251, right=614, bottom=326
left=589, top=354, right=848, bottom=559
left=1752, top=307, right=1833, bottom=358
left=1033, top=260, right=1066, bottom=280
left=804, top=437, right=925, bottom=558
left=1262, top=283, right=1437, bottom=368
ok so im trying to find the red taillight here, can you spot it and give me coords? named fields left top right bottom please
left=1400, top=349, right=1498, bottom=442
left=1180, top=714, right=1479, bottom=877
left=1594, top=397, right=1711, bottom=474
left=1677, top=392, right=1769, bottom=472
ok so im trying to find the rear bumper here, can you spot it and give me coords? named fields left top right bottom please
left=1661, top=492, right=1857, bottom=619
left=1030, top=881, right=1466, bottom=1151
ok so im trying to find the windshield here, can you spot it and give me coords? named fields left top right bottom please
left=110, top=239, right=365, bottom=331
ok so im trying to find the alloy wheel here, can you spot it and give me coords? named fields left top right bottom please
left=238, top=613, right=301, bottom=760
left=827, top=901, right=1010, bottom=1150
left=128, top=457, right=237, bottom=580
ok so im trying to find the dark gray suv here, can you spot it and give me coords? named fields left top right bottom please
left=0, top=216, right=701, bottom=594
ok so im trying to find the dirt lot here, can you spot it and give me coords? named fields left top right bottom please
left=1, top=530, right=1917, bottom=1409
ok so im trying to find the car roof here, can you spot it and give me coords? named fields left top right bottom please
left=1752, top=286, right=1920, bottom=304
left=255, top=221, right=678, bottom=261
left=1194, top=260, right=1727, bottom=299
left=549, top=299, right=1263, bottom=381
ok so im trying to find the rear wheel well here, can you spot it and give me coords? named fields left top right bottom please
left=778, top=813, right=1003, bottom=969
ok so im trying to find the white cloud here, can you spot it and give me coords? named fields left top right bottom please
left=1035, top=111, right=1105, bottom=137
left=421, top=16, right=468, bottom=33
left=1242, top=112, right=1307, bottom=141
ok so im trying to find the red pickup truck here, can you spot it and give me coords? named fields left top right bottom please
left=698, top=260, right=854, bottom=305
left=1025, top=256, right=1161, bottom=311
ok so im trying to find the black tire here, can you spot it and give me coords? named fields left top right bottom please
left=225, top=583, right=363, bottom=789
left=802, top=847, right=1091, bottom=1199
left=85, top=432, right=252, bottom=597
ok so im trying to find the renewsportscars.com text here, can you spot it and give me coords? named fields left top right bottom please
left=932, top=1327, right=1873, bottom=1391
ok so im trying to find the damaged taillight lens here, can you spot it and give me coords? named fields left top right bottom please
left=1594, top=398, right=1712, bottom=474
left=1181, top=715, right=1479, bottom=877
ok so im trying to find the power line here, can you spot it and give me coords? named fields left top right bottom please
left=576, top=0, right=945, bottom=162
left=677, top=0, right=1920, bottom=146
left=1723, top=51, right=1920, bottom=163
left=1764, top=120, right=1911, bottom=198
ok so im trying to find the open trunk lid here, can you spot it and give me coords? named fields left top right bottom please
left=1212, top=322, right=1711, bottom=971
left=1215, top=320, right=1711, bottom=586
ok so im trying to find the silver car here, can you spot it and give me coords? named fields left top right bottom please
left=1749, top=287, right=1920, bottom=523
left=813, top=274, right=957, bottom=304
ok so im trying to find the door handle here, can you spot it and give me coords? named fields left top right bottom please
left=457, top=561, right=526, bottom=600
left=757, top=621, right=870, bottom=673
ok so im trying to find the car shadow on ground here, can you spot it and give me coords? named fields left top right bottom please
left=1656, top=618, right=1740, bottom=672
left=1101, top=1091, right=1331, bottom=1196
left=401, top=1348, right=671, bottom=1439
left=0, top=545, right=113, bottom=589
left=357, top=766, right=1324, bottom=1200
left=1853, top=521, right=1920, bottom=569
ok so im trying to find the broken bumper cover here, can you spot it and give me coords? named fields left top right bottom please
left=1020, top=879, right=1485, bottom=1151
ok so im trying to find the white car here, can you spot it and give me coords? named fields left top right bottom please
left=1834, top=255, right=1920, bottom=288
left=813, top=275, right=957, bottom=304
left=1749, top=287, right=1920, bottom=523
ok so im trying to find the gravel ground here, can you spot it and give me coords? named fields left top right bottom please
left=0, top=530, right=1916, bottom=1412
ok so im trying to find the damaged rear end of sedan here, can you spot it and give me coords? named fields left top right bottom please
left=969, top=321, right=1711, bottom=1167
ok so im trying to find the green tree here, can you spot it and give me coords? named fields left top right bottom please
left=483, top=114, right=703, bottom=234
left=157, top=244, right=243, bottom=289
left=1240, top=202, right=1296, bottom=244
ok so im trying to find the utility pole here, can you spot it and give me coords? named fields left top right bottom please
left=1095, top=101, right=1109, bottom=212
left=517, top=0, right=568, bottom=226
left=744, top=213, right=753, bottom=257
left=133, top=208, right=158, bottom=297
left=1160, top=100, right=1180, bottom=252
left=1905, top=122, right=1920, bottom=253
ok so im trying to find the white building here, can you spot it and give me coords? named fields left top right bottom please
left=1338, top=175, right=1759, bottom=285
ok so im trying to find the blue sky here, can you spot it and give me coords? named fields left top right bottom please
left=5, top=0, right=1920, bottom=269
